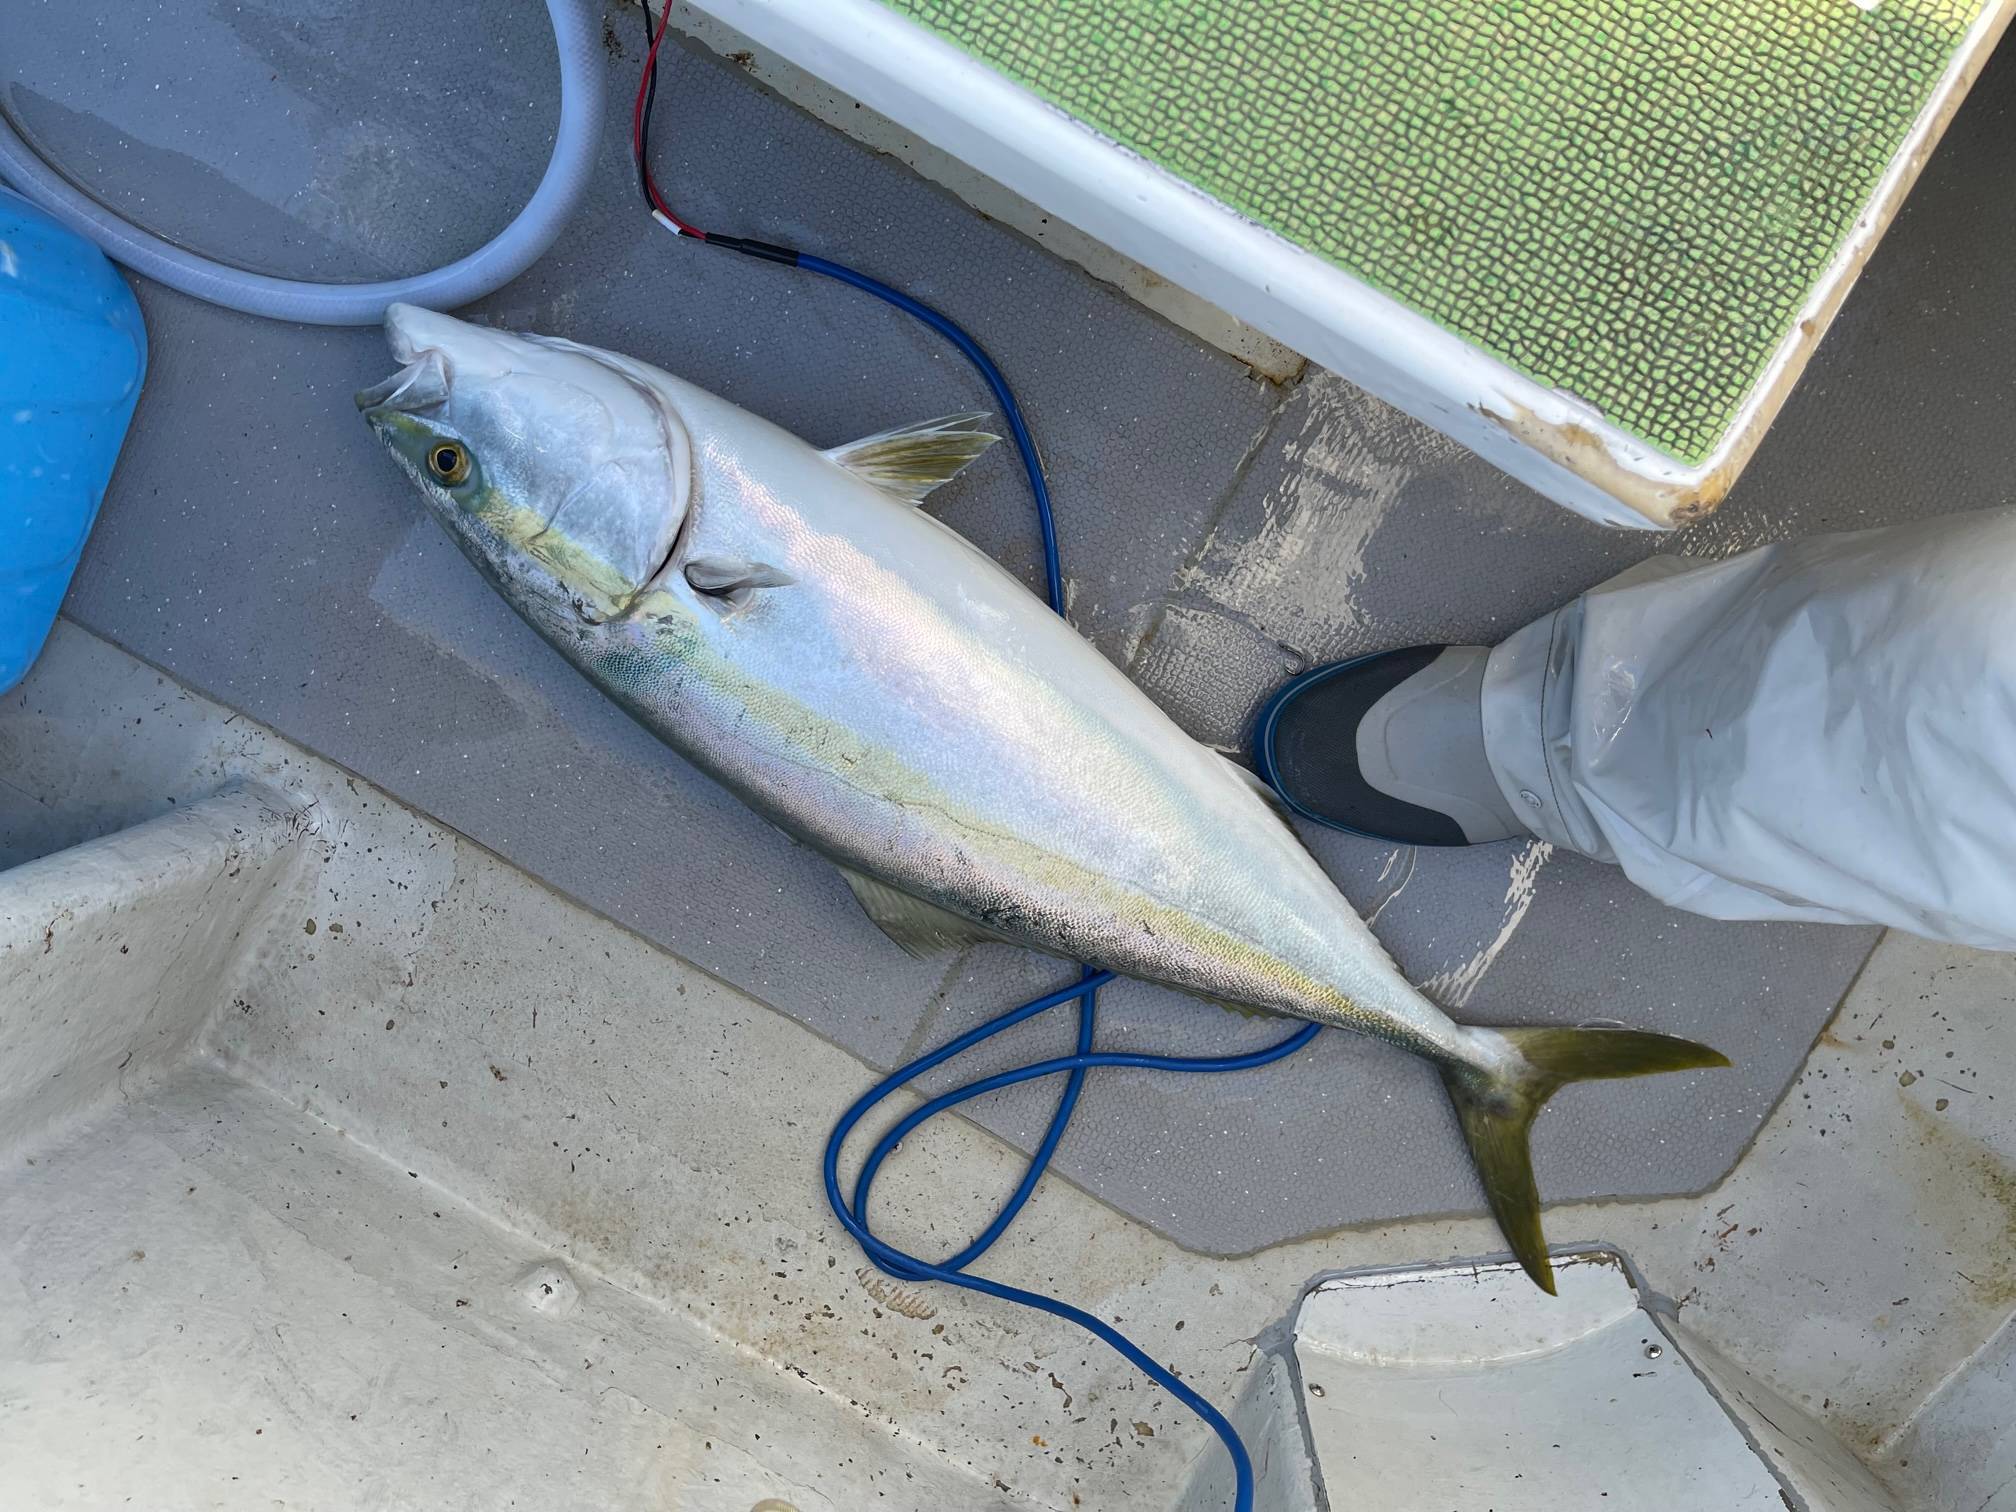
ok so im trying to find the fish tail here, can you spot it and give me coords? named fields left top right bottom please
left=1441, top=1026, right=1731, bottom=1295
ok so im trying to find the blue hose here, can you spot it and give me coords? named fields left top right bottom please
left=802, top=254, right=1321, bottom=1511
left=823, top=971, right=1320, bottom=1512
left=799, top=255, right=1065, bottom=614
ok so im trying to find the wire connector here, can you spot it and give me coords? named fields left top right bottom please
left=704, top=233, right=801, bottom=266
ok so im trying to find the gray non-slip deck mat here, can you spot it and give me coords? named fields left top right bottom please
left=22, top=1, right=2013, bottom=1252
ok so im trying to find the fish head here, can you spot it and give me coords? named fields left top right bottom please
left=358, top=304, right=692, bottom=626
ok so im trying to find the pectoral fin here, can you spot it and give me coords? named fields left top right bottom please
left=825, top=413, right=1001, bottom=505
left=684, top=555, right=795, bottom=610
left=838, top=865, right=1010, bottom=958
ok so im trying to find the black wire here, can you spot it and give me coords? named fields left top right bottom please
left=636, top=1, right=660, bottom=209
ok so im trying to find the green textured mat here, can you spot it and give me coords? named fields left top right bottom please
left=881, top=0, right=1991, bottom=463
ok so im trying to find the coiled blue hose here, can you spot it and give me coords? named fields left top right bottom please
left=825, top=971, right=1319, bottom=1512
left=0, top=0, right=604, bottom=325
left=802, top=254, right=1321, bottom=1512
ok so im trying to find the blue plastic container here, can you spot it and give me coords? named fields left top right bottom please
left=0, top=185, right=146, bottom=693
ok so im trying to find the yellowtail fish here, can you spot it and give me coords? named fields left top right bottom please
left=359, top=304, right=1729, bottom=1292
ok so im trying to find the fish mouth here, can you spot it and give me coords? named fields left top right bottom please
left=358, top=304, right=473, bottom=416
left=355, top=348, right=449, bottom=417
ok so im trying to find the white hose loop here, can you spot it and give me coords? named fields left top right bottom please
left=0, top=0, right=604, bottom=325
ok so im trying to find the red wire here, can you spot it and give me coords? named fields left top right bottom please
left=632, top=2, right=707, bottom=238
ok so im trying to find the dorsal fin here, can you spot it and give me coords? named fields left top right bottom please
left=837, top=865, right=1011, bottom=958
left=824, top=413, right=1001, bottom=505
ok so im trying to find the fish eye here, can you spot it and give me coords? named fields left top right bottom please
left=426, top=440, right=471, bottom=485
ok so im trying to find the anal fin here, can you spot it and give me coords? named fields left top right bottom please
left=838, top=865, right=1010, bottom=958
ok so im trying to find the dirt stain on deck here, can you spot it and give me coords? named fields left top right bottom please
left=1900, top=1094, right=2016, bottom=1316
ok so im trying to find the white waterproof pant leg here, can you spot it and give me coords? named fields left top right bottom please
left=1480, top=508, right=2016, bottom=949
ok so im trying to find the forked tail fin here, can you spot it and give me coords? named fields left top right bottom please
left=1442, top=1027, right=1732, bottom=1295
